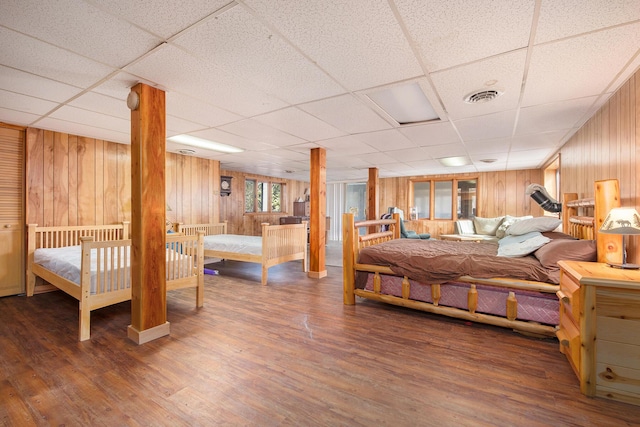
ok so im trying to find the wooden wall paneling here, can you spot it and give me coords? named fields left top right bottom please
left=94, top=139, right=105, bottom=225
left=68, top=135, right=78, bottom=226
left=166, top=153, right=176, bottom=225
left=210, top=159, right=219, bottom=223
left=117, top=143, right=131, bottom=224
left=103, top=141, right=119, bottom=225
left=53, top=132, right=69, bottom=226
left=190, top=157, right=201, bottom=224
left=43, top=130, right=54, bottom=226
left=77, top=137, right=96, bottom=226
left=25, top=128, right=43, bottom=226
left=199, top=158, right=210, bottom=225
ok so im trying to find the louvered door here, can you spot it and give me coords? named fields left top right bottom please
left=0, top=126, right=24, bottom=296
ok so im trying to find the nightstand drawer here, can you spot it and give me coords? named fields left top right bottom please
left=559, top=269, right=581, bottom=321
left=557, top=314, right=581, bottom=376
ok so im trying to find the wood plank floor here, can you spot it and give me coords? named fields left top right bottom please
left=2, top=260, right=640, bottom=426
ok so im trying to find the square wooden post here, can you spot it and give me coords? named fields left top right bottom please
left=127, top=83, right=169, bottom=344
left=308, top=148, right=327, bottom=279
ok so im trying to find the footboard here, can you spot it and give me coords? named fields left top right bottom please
left=261, top=222, right=308, bottom=272
left=176, top=222, right=227, bottom=236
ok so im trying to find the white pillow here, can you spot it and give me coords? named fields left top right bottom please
left=506, top=216, right=561, bottom=236
left=473, top=216, right=504, bottom=236
left=498, top=232, right=551, bottom=257
left=495, top=215, right=533, bottom=239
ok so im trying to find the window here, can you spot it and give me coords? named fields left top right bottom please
left=245, top=179, right=285, bottom=213
left=411, top=178, right=477, bottom=220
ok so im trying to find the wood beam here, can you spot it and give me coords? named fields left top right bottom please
left=367, top=167, right=379, bottom=233
left=308, top=148, right=326, bottom=279
left=127, top=83, right=169, bottom=344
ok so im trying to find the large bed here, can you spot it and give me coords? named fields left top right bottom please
left=26, top=222, right=205, bottom=341
left=342, top=179, right=620, bottom=336
left=176, top=221, right=308, bottom=285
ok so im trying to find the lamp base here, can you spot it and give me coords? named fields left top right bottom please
left=607, top=262, right=640, bottom=270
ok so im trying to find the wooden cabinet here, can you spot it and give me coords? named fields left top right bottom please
left=0, top=126, right=25, bottom=296
left=293, top=201, right=309, bottom=217
left=557, top=261, right=640, bottom=406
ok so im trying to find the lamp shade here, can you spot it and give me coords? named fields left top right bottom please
left=599, top=207, right=640, bottom=235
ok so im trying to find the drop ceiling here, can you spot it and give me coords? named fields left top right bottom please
left=1, top=0, right=639, bottom=182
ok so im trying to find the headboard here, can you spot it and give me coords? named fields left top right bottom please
left=561, top=179, right=621, bottom=264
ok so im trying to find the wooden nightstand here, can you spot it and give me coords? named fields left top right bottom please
left=557, top=261, right=640, bottom=406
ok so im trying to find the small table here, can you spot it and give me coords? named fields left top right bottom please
left=439, top=234, right=483, bottom=242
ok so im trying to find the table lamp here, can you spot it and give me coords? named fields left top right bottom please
left=599, top=207, right=640, bottom=269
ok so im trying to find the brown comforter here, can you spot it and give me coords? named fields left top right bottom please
left=356, top=239, right=555, bottom=286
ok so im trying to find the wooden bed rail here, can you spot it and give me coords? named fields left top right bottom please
left=27, top=221, right=130, bottom=249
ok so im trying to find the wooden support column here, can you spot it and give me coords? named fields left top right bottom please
left=367, top=167, right=379, bottom=233
left=308, top=148, right=327, bottom=279
left=127, top=83, right=169, bottom=344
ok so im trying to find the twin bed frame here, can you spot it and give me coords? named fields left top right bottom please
left=26, top=222, right=204, bottom=341
left=176, top=221, right=308, bottom=285
left=342, top=179, right=620, bottom=336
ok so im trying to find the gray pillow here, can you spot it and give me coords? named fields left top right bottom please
left=497, top=231, right=551, bottom=257
left=473, top=216, right=504, bottom=236
left=495, top=215, right=533, bottom=238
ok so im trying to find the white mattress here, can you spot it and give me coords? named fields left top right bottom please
left=203, top=234, right=262, bottom=255
left=34, top=245, right=191, bottom=294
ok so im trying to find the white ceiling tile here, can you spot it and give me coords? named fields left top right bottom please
left=399, top=121, right=461, bottom=146
left=166, top=116, right=207, bottom=135
left=508, top=148, right=555, bottom=164
left=395, top=0, right=534, bottom=71
left=523, top=22, right=640, bottom=106
left=423, top=143, right=469, bottom=160
left=188, top=128, right=277, bottom=152
left=454, top=110, right=517, bottom=142
left=0, top=90, right=58, bottom=115
left=174, top=5, right=345, bottom=104
left=535, top=0, right=640, bottom=44
left=90, top=71, right=156, bottom=100
left=516, top=96, right=598, bottom=135
left=167, top=92, right=243, bottom=128
left=0, top=27, right=115, bottom=88
left=0, top=66, right=82, bottom=102
left=125, top=44, right=287, bottom=117
left=384, top=147, right=432, bottom=162
left=510, top=131, right=569, bottom=151
left=357, top=129, right=417, bottom=151
left=244, top=0, right=422, bottom=90
left=0, top=107, right=41, bottom=126
left=431, top=50, right=527, bottom=120
left=318, top=135, right=378, bottom=157
left=34, top=117, right=130, bottom=144
left=69, top=92, right=130, bottom=120
left=49, top=105, right=130, bottom=134
left=298, top=95, right=392, bottom=134
left=219, top=119, right=306, bottom=147
left=94, top=0, right=232, bottom=39
left=253, top=108, right=346, bottom=141
left=359, top=152, right=402, bottom=166
left=0, top=0, right=161, bottom=67
left=464, top=138, right=511, bottom=155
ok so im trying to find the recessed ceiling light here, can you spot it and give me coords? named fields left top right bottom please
left=480, top=158, right=497, bottom=163
left=168, top=134, right=244, bottom=153
left=438, top=156, right=471, bottom=167
left=463, top=89, right=503, bottom=104
left=367, top=82, right=439, bottom=124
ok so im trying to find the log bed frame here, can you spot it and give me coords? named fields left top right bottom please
left=176, top=221, right=308, bottom=285
left=26, top=222, right=205, bottom=341
left=342, top=179, right=620, bottom=336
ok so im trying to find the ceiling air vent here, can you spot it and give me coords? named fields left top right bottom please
left=177, top=149, right=196, bottom=155
left=464, top=89, right=503, bottom=104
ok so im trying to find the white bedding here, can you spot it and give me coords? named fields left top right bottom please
left=34, top=245, right=191, bottom=294
left=203, top=234, right=262, bottom=255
